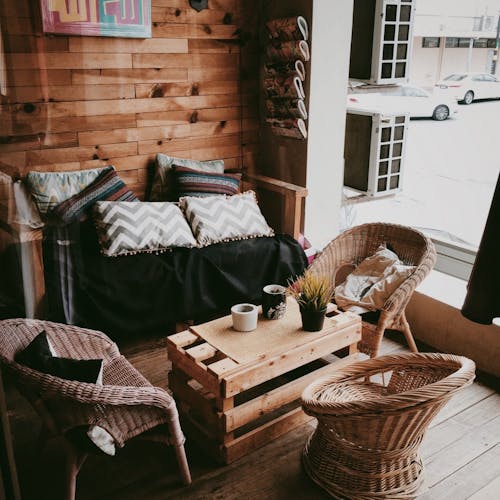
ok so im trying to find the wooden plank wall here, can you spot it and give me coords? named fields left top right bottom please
left=0, top=0, right=260, bottom=199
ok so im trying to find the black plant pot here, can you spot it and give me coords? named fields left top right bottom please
left=300, top=307, right=326, bottom=332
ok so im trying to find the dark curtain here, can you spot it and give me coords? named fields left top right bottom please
left=461, top=172, right=500, bottom=324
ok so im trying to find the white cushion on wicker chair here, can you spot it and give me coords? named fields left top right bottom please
left=335, top=244, right=415, bottom=314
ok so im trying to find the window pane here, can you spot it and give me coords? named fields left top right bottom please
left=487, top=39, right=497, bottom=48
left=386, top=4, right=397, bottom=22
left=393, top=142, right=403, bottom=157
left=381, top=127, right=392, bottom=142
left=391, top=159, right=401, bottom=173
left=473, top=38, right=488, bottom=48
left=395, top=116, right=406, bottom=123
left=394, top=126, right=404, bottom=141
left=377, top=178, right=388, bottom=192
left=397, top=44, right=408, bottom=59
left=390, top=175, right=400, bottom=189
left=380, top=144, right=390, bottom=159
left=384, top=24, right=396, bottom=41
left=400, top=5, right=411, bottom=22
left=458, top=38, right=471, bottom=48
left=398, top=25, right=409, bottom=41
left=383, top=44, right=394, bottom=60
left=379, top=162, right=389, bottom=176
left=445, top=37, right=458, bottom=48
left=422, top=37, right=440, bottom=48
left=395, top=62, right=406, bottom=78
left=382, top=63, right=393, bottom=79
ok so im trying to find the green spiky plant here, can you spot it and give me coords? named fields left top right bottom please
left=288, top=271, right=333, bottom=312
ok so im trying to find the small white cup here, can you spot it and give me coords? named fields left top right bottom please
left=231, top=303, right=258, bottom=332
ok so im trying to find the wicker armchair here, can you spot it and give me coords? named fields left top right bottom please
left=309, top=223, right=436, bottom=357
left=0, top=318, right=191, bottom=499
left=301, top=353, right=476, bottom=499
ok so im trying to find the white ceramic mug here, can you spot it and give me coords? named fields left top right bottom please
left=231, top=303, right=258, bottom=332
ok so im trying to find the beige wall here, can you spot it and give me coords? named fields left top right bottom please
left=407, top=292, right=500, bottom=378
left=411, top=36, right=499, bottom=87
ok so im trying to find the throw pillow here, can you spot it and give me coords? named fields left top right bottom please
left=180, top=190, right=274, bottom=247
left=15, top=331, right=103, bottom=383
left=334, top=244, right=416, bottom=314
left=93, top=201, right=197, bottom=257
left=149, top=153, right=225, bottom=201
left=171, top=166, right=241, bottom=198
left=51, top=166, right=138, bottom=225
left=25, top=167, right=109, bottom=215
left=15, top=331, right=115, bottom=456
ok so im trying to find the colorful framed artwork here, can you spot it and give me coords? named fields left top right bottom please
left=40, top=0, right=152, bottom=38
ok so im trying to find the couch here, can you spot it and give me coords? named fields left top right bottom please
left=0, top=170, right=308, bottom=339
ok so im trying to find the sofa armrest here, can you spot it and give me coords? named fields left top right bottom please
left=0, top=218, right=45, bottom=319
left=242, top=173, right=307, bottom=239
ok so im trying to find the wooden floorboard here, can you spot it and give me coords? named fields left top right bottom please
left=4, top=334, right=499, bottom=500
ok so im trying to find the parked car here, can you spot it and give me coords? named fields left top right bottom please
left=347, top=84, right=459, bottom=121
left=435, top=73, right=500, bottom=104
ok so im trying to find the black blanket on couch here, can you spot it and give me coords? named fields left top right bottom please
left=43, top=221, right=308, bottom=338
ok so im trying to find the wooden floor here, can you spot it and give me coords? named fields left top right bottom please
left=5, top=332, right=500, bottom=500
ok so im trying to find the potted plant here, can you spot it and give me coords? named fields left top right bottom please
left=288, top=271, right=333, bottom=331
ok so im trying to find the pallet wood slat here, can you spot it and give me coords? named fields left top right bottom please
left=222, top=324, right=361, bottom=398
left=6, top=53, right=133, bottom=70
left=223, top=353, right=367, bottom=432
left=207, top=358, right=239, bottom=377
left=69, top=37, right=188, bottom=54
left=72, top=68, right=189, bottom=85
left=185, top=343, right=218, bottom=362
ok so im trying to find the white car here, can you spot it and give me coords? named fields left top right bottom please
left=435, top=73, right=500, bottom=104
left=347, top=84, right=459, bottom=121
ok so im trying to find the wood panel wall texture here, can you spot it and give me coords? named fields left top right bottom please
left=0, top=0, right=260, bottom=198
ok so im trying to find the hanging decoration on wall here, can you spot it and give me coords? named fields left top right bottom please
left=40, top=0, right=152, bottom=38
left=263, top=16, right=310, bottom=140
left=189, top=0, right=208, bottom=11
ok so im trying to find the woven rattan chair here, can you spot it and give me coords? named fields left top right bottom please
left=301, top=353, right=476, bottom=500
left=0, top=318, right=191, bottom=499
left=309, top=223, right=436, bottom=357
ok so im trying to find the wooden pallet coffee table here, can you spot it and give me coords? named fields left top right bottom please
left=166, top=299, right=363, bottom=464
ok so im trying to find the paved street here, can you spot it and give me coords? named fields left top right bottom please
left=344, top=99, right=500, bottom=247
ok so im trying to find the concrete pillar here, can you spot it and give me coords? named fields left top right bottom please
left=305, top=0, right=354, bottom=249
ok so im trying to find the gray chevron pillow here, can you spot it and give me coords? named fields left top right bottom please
left=180, top=191, right=274, bottom=246
left=93, top=201, right=197, bottom=257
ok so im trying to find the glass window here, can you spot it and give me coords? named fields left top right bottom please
left=383, top=44, right=394, bottom=60
left=487, top=39, right=497, bottom=48
left=381, top=63, right=393, bottom=79
left=422, top=37, right=440, bottom=48
left=473, top=38, right=488, bottom=48
left=444, top=74, right=466, bottom=81
left=445, top=37, right=459, bottom=48
left=385, top=4, right=397, bottom=22
left=458, top=38, right=471, bottom=48
left=398, top=24, right=409, bottom=41
left=397, top=44, right=408, bottom=59
left=384, top=24, right=396, bottom=41
left=400, top=5, right=411, bottom=22
left=395, top=62, right=406, bottom=77
left=482, top=74, right=497, bottom=82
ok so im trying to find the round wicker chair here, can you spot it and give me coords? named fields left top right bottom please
left=301, top=353, right=476, bottom=500
left=0, top=318, right=191, bottom=499
left=308, top=223, right=437, bottom=357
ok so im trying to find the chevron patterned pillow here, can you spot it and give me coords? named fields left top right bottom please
left=93, top=201, right=197, bottom=257
left=180, top=191, right=274, bottom=247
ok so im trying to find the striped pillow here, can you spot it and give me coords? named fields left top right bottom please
left=172, top=166, right=241, bottom=198
left=51, top=167, right=137, bottom=224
